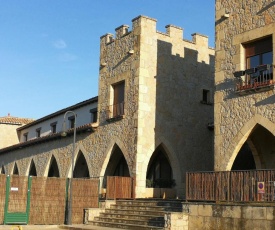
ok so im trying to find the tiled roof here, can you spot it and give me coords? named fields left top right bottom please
left=17, top=96, right=98, bottom=131
left=0, top=115, right=34, bottom=125
left=0, top=123, right=98, bottom=154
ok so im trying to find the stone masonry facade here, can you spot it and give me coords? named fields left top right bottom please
left=98, top=15, right=214, bottom=197
left=0, top=15, right=214, bottom=199
left=215, top=0, right=275, bottom=170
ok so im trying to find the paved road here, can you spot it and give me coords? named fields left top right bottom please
left=0, top=225, right=120, bottom=230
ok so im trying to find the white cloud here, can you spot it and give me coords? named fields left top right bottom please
left=53, top=39, right=67, bottom=49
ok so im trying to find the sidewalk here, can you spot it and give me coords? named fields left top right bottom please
left=0, top=225, right=120, bottom=230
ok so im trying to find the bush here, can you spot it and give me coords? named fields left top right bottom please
left=146, top=178, right=176, bottom=188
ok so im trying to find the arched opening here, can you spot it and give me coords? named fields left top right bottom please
left=232, top=142, right=256, bottom=170
left=146, top=145, right=174, bottom=188
left=231, top=125, right=275, bottom=170
left=13, top=163, right=19, bottom=175
left=1, top=165, right=5, bottom=174
left=29, top=160, right=37, bottom=176
left=73, top=151, right=89, bottom=178
left=104, top=144, right=130, bottom=177
left=48, top=156, right=60, bottom=177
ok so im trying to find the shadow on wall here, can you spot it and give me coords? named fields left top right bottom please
left=155, top=39, right=215, bottom=177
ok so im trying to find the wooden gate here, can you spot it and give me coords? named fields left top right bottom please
left=106, top=176, right=133, bottom=199
left=1, top=175, right=99, bottom=225
left=4, top=175, right=31, bottom=224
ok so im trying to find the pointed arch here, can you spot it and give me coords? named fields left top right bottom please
left=1, top=165, right=5, bottom=174
left=13, top=162, right=19, bottom=175
left=103, top=144, right=130, bottom=177
left=29, top=159, right=37, bottom=176
left=71, top=151, right=90, bottom=178
left=141, top=136, right=181, bottom=191
left=47, top=155, right=60, bottom=177
left=226, top=115, right=275, bottom=171
left=100, top=138, right=131, bottom=177
left=146, top=144, right=174, bottom=188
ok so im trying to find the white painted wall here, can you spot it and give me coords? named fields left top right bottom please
left=19, top=102, right=97, bottom=142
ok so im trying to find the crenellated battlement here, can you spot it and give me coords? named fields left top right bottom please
left=100, top=15, right=211, bottom=49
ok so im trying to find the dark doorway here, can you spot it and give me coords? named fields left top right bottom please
left=146, top=146, right=174, bottom=188
left=29, top=160, right=37, bottom=176
left=1, top=165, right=5, bottom=174
left=73, top=151, right=89, bottom=178
left=104, top=145, right=130, bottom=177
left=48, top=156, right=60, bottom=177
left=232, top=142, right=256, bottom=170
left=13, top=163, right=19, bottom=175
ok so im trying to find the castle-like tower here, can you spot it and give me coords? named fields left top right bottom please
left=98, top=15, right=214, bottom=197
left=215, top=1, right=275, bottom=171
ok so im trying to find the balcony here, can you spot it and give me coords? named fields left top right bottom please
left=234, top=64, right=274, bottom=95
left=107, top=102, right=124, bottom=121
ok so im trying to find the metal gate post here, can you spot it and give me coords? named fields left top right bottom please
left=26, top=176, right=32, bottom=223
left=4, top=175, right=11, bottom=224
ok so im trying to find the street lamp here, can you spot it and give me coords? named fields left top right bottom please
left=61, top=111, right=76, bottom=225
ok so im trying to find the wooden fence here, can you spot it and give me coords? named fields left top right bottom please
left=106, top=176, right=133, bottom=199
left=71, top=178, right=99, bottom=224
left=0, top=175, right=99, bottom=225
left=186, top=170, right=275, bottom=202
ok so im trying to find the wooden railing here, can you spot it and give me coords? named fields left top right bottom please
left=186, top=170, right=275, bottom=202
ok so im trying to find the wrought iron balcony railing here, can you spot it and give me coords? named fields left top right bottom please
left=234, top=64, right=274, bottom=94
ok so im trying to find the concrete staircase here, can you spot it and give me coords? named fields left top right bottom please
left=90, top=199, right=183, bottom=230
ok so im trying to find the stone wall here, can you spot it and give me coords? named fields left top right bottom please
left=188, top=203, right=275, bottom=230
left=98, top=15, right=214, bottom=197
left=215, top=0, right=275, bottom=170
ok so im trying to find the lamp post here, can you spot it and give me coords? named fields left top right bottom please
left=61, top=111, right=76, bottom=225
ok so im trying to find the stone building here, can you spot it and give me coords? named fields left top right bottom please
left=0, top=15, right=214, bottom=198
left=0, top=114, right=34, bottom=149
left=215, top=0, right=275, bottom=171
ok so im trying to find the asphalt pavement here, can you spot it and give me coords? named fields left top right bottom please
left=0, top=225, right=120, bottom=230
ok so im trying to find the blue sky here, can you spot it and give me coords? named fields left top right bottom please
left=0, top=0, right=215, bottom=119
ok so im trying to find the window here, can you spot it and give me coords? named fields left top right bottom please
left=68, top=116, right=75, bottom=129
left=245, top=36, right=273, bottom=69
left=90, top=108, right=98, bottom=123
left=202, top=89, right=210, bottom=104
left=36, top=128, right=41, bottom=138
left=236, top=36, right=273, bottom=93
left=51, top=122, right=57, bottom=133
left=111, top=81, right=125, bottom=118
left=23, top=133, right=28, bottom=142
left=244, top=36, right=273, bottom=82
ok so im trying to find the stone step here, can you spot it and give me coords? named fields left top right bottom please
left=99, top=212, right=164, bottom=221
left=104, top=208, right=166, bottom=216
left=116, top=199, right=183, bottom=208
left=94, top=216, right=164, bottom=227
left=110, top=204, right=182, bottom=212
left=92, top=220, right=164, bottom=230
